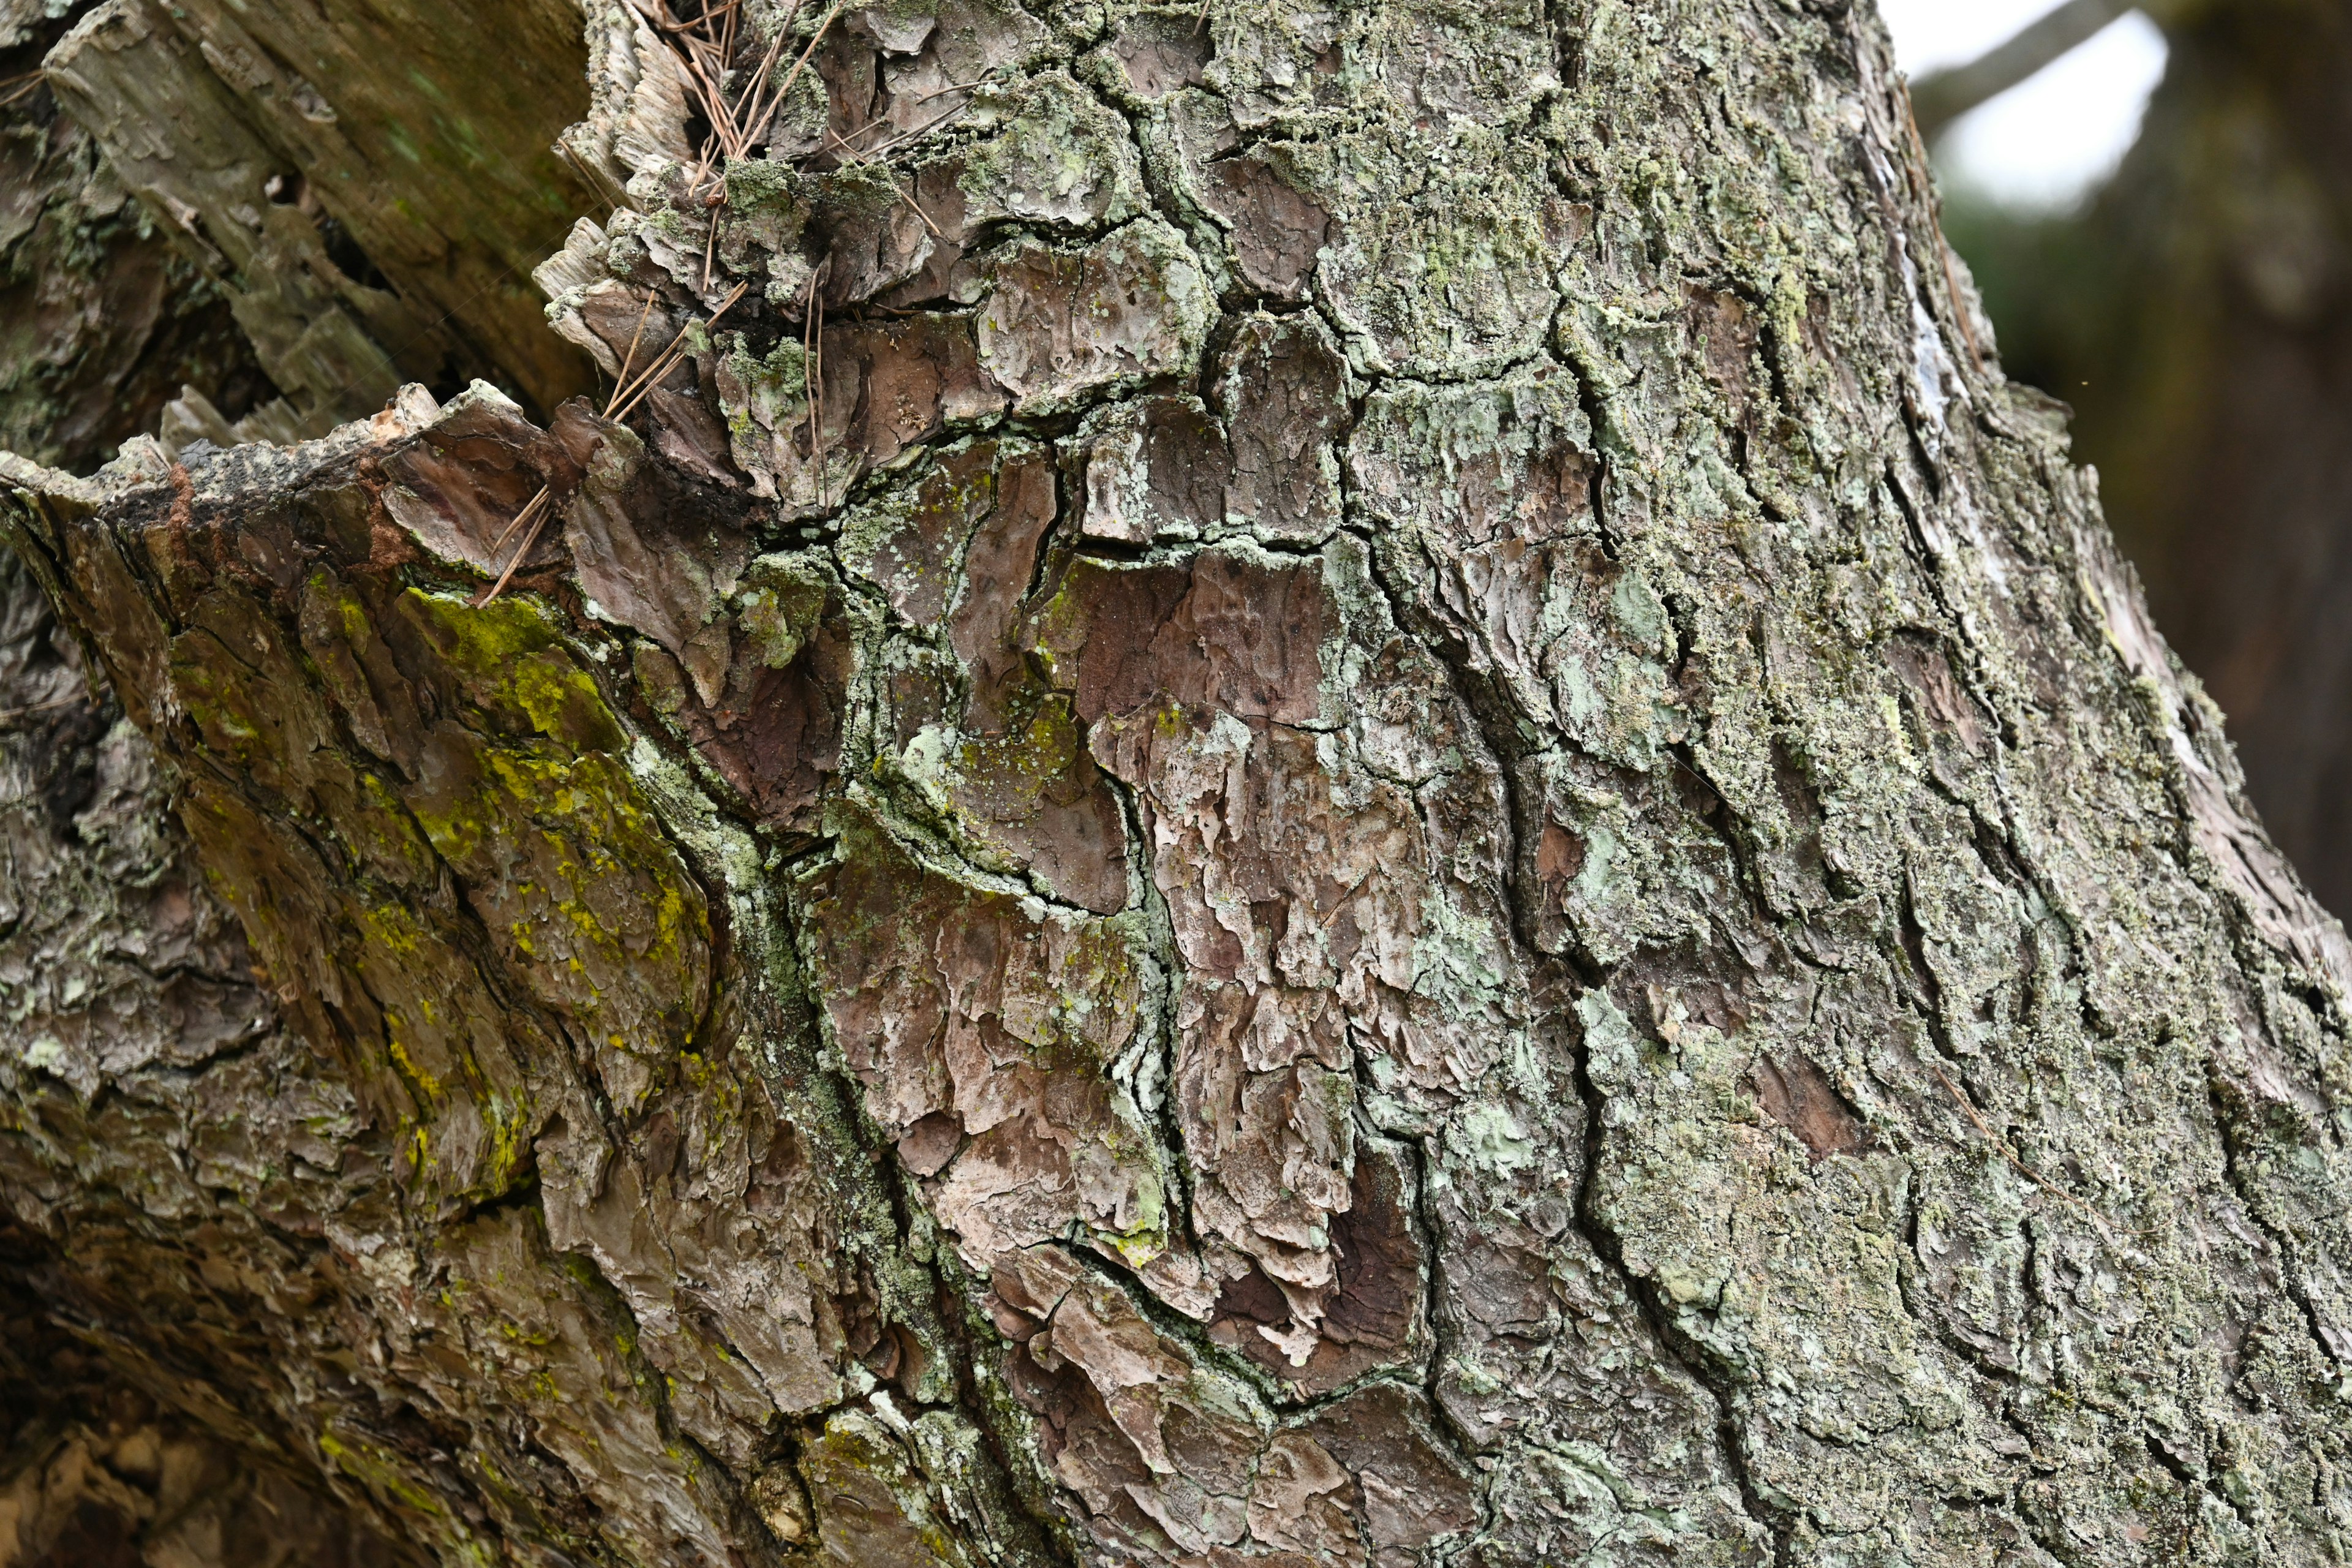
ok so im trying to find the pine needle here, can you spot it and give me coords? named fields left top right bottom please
left=654, top=0, right=741, bottom=31
left=1924, top=1057, right=2120, bottom=1248
left=605, top=288, right=660, bottom=416
left=0, top=693, right=86, bottom=725
left=845, top=95, right=979, bottom=163
left=606, top=279, right=750, bottom=424
left=478, top=279, right=742, bottom=604
left=819, top=129, right=943, bottom=238
left=734, top=0, right=842, bottom=162
left=475, top=486, right=554, bottom=606
left=801, top=260, right=832, bottom=506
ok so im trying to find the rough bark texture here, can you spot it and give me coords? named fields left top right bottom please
left=0, top=529, right=426, bottom=1566
left=6, top=2, right=2352, bottom=1566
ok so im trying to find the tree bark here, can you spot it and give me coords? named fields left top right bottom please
left=6, top=2, right=2352, bottom=1566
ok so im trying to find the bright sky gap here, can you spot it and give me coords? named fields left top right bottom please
left=1879, top=0, right=2171, bottom=210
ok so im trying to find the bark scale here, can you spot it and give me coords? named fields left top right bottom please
left=4, top=2, right=2352, bottom=1567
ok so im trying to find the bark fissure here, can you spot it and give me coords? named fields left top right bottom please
left=1337, top=448, right=1782, bottom=1554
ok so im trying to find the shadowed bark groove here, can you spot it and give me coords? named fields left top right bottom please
left=4, top=1, right=2352, bottom=1566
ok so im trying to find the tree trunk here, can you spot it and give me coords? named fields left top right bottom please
left=6, top=2, right=2352, bottom=1566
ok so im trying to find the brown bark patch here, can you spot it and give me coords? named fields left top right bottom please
left=976, top=221, right=1209, bottom=412
left=1200, top=156, right=1331, bottom=302
left=1074, top=395, right=1228, bottom=546
left=1111, top=13, right=1214, bottom=99
left=799, top=809, right=1163, bottom=1268
left=1036, top=551, right=1328, bottom=728
left=1750, top=1052, right=1870, bottom=1162
left=1213, top=312, right=1349, bottom=542
left=381, top=390, right=583, bottom=577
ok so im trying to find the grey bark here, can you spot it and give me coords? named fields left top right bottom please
left=5, top=2, right=2352, bottom=1567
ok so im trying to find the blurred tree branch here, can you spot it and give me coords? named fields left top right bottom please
left=1911, top=0, right=2188, bottom=138
left=1938, top=0, right=2352, bottom=911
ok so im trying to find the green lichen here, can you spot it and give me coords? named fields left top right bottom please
left=401, top=588, right=628, bottom=755
left=319, top=1428, right=498, bottom=1567
left=951, top=70, right=1150, bottom=231
left=718, top=331, right=810, bottom=440
left=734, top=552, right=830, bottom=669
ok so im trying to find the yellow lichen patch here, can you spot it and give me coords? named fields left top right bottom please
left=399, top=588, right=627, bottom=755
left=404, top=724, right=708, bottom=1117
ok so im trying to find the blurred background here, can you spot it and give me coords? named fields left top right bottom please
left=1885, top=0, right=2352, bottom=919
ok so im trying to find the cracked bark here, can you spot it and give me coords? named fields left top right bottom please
left=6, top=1, right=2352, bottom=1566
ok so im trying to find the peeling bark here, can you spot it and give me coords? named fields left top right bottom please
left=6, top=1, right=2352, bottom=1566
